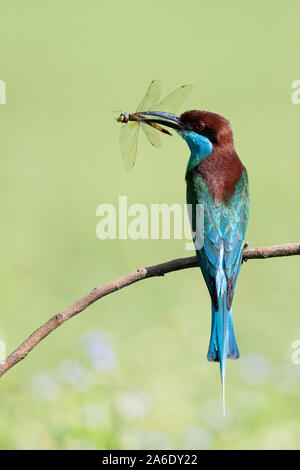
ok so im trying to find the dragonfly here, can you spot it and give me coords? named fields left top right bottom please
left=116, top=79, right=193, bottom=170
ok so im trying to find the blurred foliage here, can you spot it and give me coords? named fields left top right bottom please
left=0, top=0, right=300, bottom=450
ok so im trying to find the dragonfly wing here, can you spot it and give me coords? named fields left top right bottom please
left=136, top=79, right=161, bottom=112
left=140, top=122, right=162, bottom=148
left=155, top=84, right=193, bottom=114
left=119, top=122, right=140, bottom=171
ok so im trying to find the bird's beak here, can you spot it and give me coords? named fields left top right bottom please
left=137, top=111, right=187, bottom=131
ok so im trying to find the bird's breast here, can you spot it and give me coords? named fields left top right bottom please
left=197, top=150, right=244, bottom=204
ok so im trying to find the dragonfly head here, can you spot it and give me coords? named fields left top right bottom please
left=116, top=112, right=129, bottom=123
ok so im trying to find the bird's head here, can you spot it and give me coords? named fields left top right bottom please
left=139, top=109, right=233, bottom=161
left=178, top=110, right=232, bottom=146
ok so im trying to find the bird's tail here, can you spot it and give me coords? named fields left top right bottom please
left=207, top=298, right=239, bottom=415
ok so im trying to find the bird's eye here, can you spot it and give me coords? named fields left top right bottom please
left=195, top=121, right=205, bottom=131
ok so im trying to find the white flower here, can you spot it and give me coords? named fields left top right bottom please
left=114, top=390, right=151, bottom=418
left=28, top=371, right=60, bottom=401
left=57, top=359, right=94, bottom=391
left=81, top=404, right=111, bottom=429
left=82, top=331, right=117, bottom=373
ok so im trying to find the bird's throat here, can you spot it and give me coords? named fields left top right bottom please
left=179, top=131, right=213, bottom=175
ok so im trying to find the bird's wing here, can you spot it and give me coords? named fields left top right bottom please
left=222, top=169, right=249, bottom=305
left=187, top=168, right=249, bottom=309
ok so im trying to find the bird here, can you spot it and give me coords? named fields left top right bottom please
left=138, top=108, right=250, bottom=414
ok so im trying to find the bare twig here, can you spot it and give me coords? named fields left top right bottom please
left=0, top=242, right=299, bottom=378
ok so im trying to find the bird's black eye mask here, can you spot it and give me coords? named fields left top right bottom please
left=199, top=126, right=218, bottom=144
left=183, top=120, right=218, bottom=144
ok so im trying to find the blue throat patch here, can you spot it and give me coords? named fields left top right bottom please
left=179, top=131, right=213, bottom=175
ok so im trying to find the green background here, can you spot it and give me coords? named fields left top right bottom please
left=0, top=0, right=300, bottom=450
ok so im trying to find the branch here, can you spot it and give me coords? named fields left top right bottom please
left=0, top=242, right=299, bottom=378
